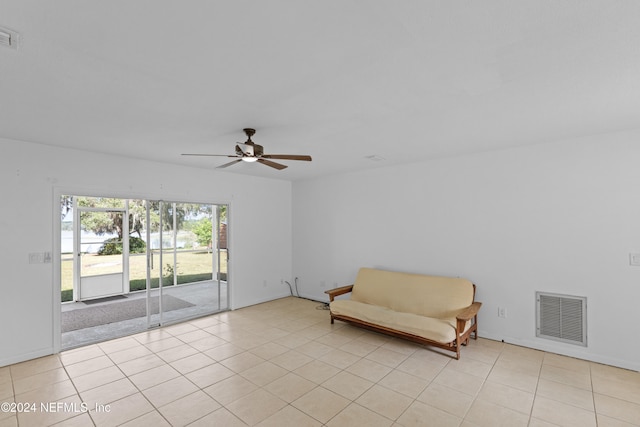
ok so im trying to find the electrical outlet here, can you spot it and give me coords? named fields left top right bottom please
left=498, top=307, right=507, bottom=318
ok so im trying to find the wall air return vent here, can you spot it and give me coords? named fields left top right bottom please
left=536, top=292, right=587, bottom=346
left=0, top=27, right=19, bottom=50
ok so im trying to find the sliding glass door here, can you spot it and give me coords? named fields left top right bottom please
left=145, top=200, right=228, bottom=327
left=61, top=195, right=228, bottom=349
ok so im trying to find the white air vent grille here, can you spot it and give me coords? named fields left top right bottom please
left=0, top=27, right=19, bottom=49
left=536, top=292, right=587, bottom=346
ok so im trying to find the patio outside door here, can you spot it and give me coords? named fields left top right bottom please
left=75, top=207, right=127, bottom=301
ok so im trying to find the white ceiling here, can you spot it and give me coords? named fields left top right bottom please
left=2, top=1, right=640, bottom=181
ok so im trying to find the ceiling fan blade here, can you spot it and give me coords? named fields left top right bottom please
left=216, top=159, right=243, bottom=169
left=257, top=159, right=288, bottom=170
left=182, top=153, right=237, bottom=157
left=261, top=154, right=312, bottom=161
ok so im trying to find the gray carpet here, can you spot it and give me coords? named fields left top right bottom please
left=62, top=295, right=194, bottom=332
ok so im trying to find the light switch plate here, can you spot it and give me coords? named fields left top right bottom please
left=630, top=253, right=640, bottom=266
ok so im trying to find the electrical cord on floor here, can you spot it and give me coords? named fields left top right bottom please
left=316, top=303, right=330, bottom=310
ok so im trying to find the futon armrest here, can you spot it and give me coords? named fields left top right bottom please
left=324, top=285, right=354, bottom=302
left=456, top=302, right=482, bottom=321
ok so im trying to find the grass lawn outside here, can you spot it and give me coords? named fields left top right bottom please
left=61, top=250, right=227, bottom=302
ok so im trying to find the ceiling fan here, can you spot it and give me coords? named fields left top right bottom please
left=182, top=128, right=312, bottom=170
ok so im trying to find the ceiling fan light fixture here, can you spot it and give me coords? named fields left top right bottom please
left=241, top=157, right=258, bottom=163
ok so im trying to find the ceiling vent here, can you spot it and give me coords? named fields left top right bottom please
left=0, top=27, right=19, bottom=50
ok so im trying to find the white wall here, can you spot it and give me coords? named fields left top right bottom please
left=292, top=130, right=640, bottom=371
left=0, top=138, right=293, bottom=367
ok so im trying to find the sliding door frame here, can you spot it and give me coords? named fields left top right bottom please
left=53, top=186, right=232, bottom=354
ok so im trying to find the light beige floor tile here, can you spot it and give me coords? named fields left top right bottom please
left=273, top=332, right=311, bottom=349
left=292, top=386, right=350, bottom=424
left=98, top=337, right=141, bottom=354
left=270, top=350, right=314, bottom=371
left=527, top=418, right=559, bottom=427
left=346, top=358, right=393, bottom=383
left=501, top=344, right=544, bottom=363
left=594, top=393, right=640, bottom=425
left=70, top=365, right=126, bottom=393
left=13, top=368, right=70, bottom=395
left=173, top=329, right=212, bottom=344
left=476, top=380, right=534, bottom=414
left=169, top=352, right=215, bottom=374
left=143, top=336, right=184, bottom=353
left=486, top=365, right=538, bottom=394
left=185, top=362, right=235, bottom=388
left=17, top=394, right=84, bottom=427
left=60, top=345, right=105, bottom=366
left=158, top=390, right=220, bottom=426
left=203, top=374, right=258, bottom=405
left=319, top=348, right=361, bottom=369
left=294, top=360, right=341, bottom=384
left=540, top=364, right=592, bottom=390
left=355, top=384, right=413, bottom=420
left=322, top=371, right=374, bottom=400
left=433, top=367, right=485, bottom=396
left=531, top=396, right=597, bottom=427
left=592, top=375, right=640, bottom=405
left=296, top=341, right=334, bottom=359
left=397, top=400, right=462, bottom=427
left=203, top=343, right=246, bottom=361
left=163, top=322, right=199, bottom=336
left=117, top=353, right=166, bottom=376
left=396, top=356, right=445, bottom=381
left=65, top=355, right=114, bottom=378
left=128, top=364, right=181, bottom=390
left=378, top=369, right=429, bottom=399
left=365, top=347, right=409, bottom=369
left=80, top=377, right=138, bottom=406
left=0, top=415, right=16, bottom=427
left=264, top=372, right=317, bottom=403
left=154, top=343, right=199, bottom=363
left=461, top=344, right=501, bottom=365
left=417, top=382, right=474, bottom=417
left=119, top=410, right=172, bottom=427
left=9, top=355, right=62, bottom=380
left=543, top=352, right=591, bottom=373
left=240, top=361, right=288, bottom=387
left=380, top=339, right=420, bottom=356
left=257, top=403, right=323, bottom=427
left=89, top=391, right=154, bottom=427
left=464, top=399, right=530, bottom=427
left=249, top=342, right=289, bottom=360
left=14, top=378, right=76, bottom=404
left=0, top=381, right=13, bottom=401
left=188, top=334, right=228, bottom=352
left=227, top=388, right=287, bottom=426
left=132, top=329, right=174, bottom=345
left=536, top=377, right=594, bottom=411
left=107, top=344, right=154, bottom=365
left=339, top=339, right=378, bottom=357
left=220, top=351, right=265, bottom=373
left=142, top=376, right=199, bottom=408
left=315, top=332, right=354, bottom=348
left=53, top=412, right=95, bottom=427
left=445, top=357, right=493, bottom=379
left=596, top=413, right=640, bottom=427
left=493, top=356, right=542, bottom=377
left=327, top=403, right=393, bottom=427
left=189, top=407, right=248, bottom=427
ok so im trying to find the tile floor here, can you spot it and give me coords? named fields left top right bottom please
left=1, top=297, right=639, bottom=426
